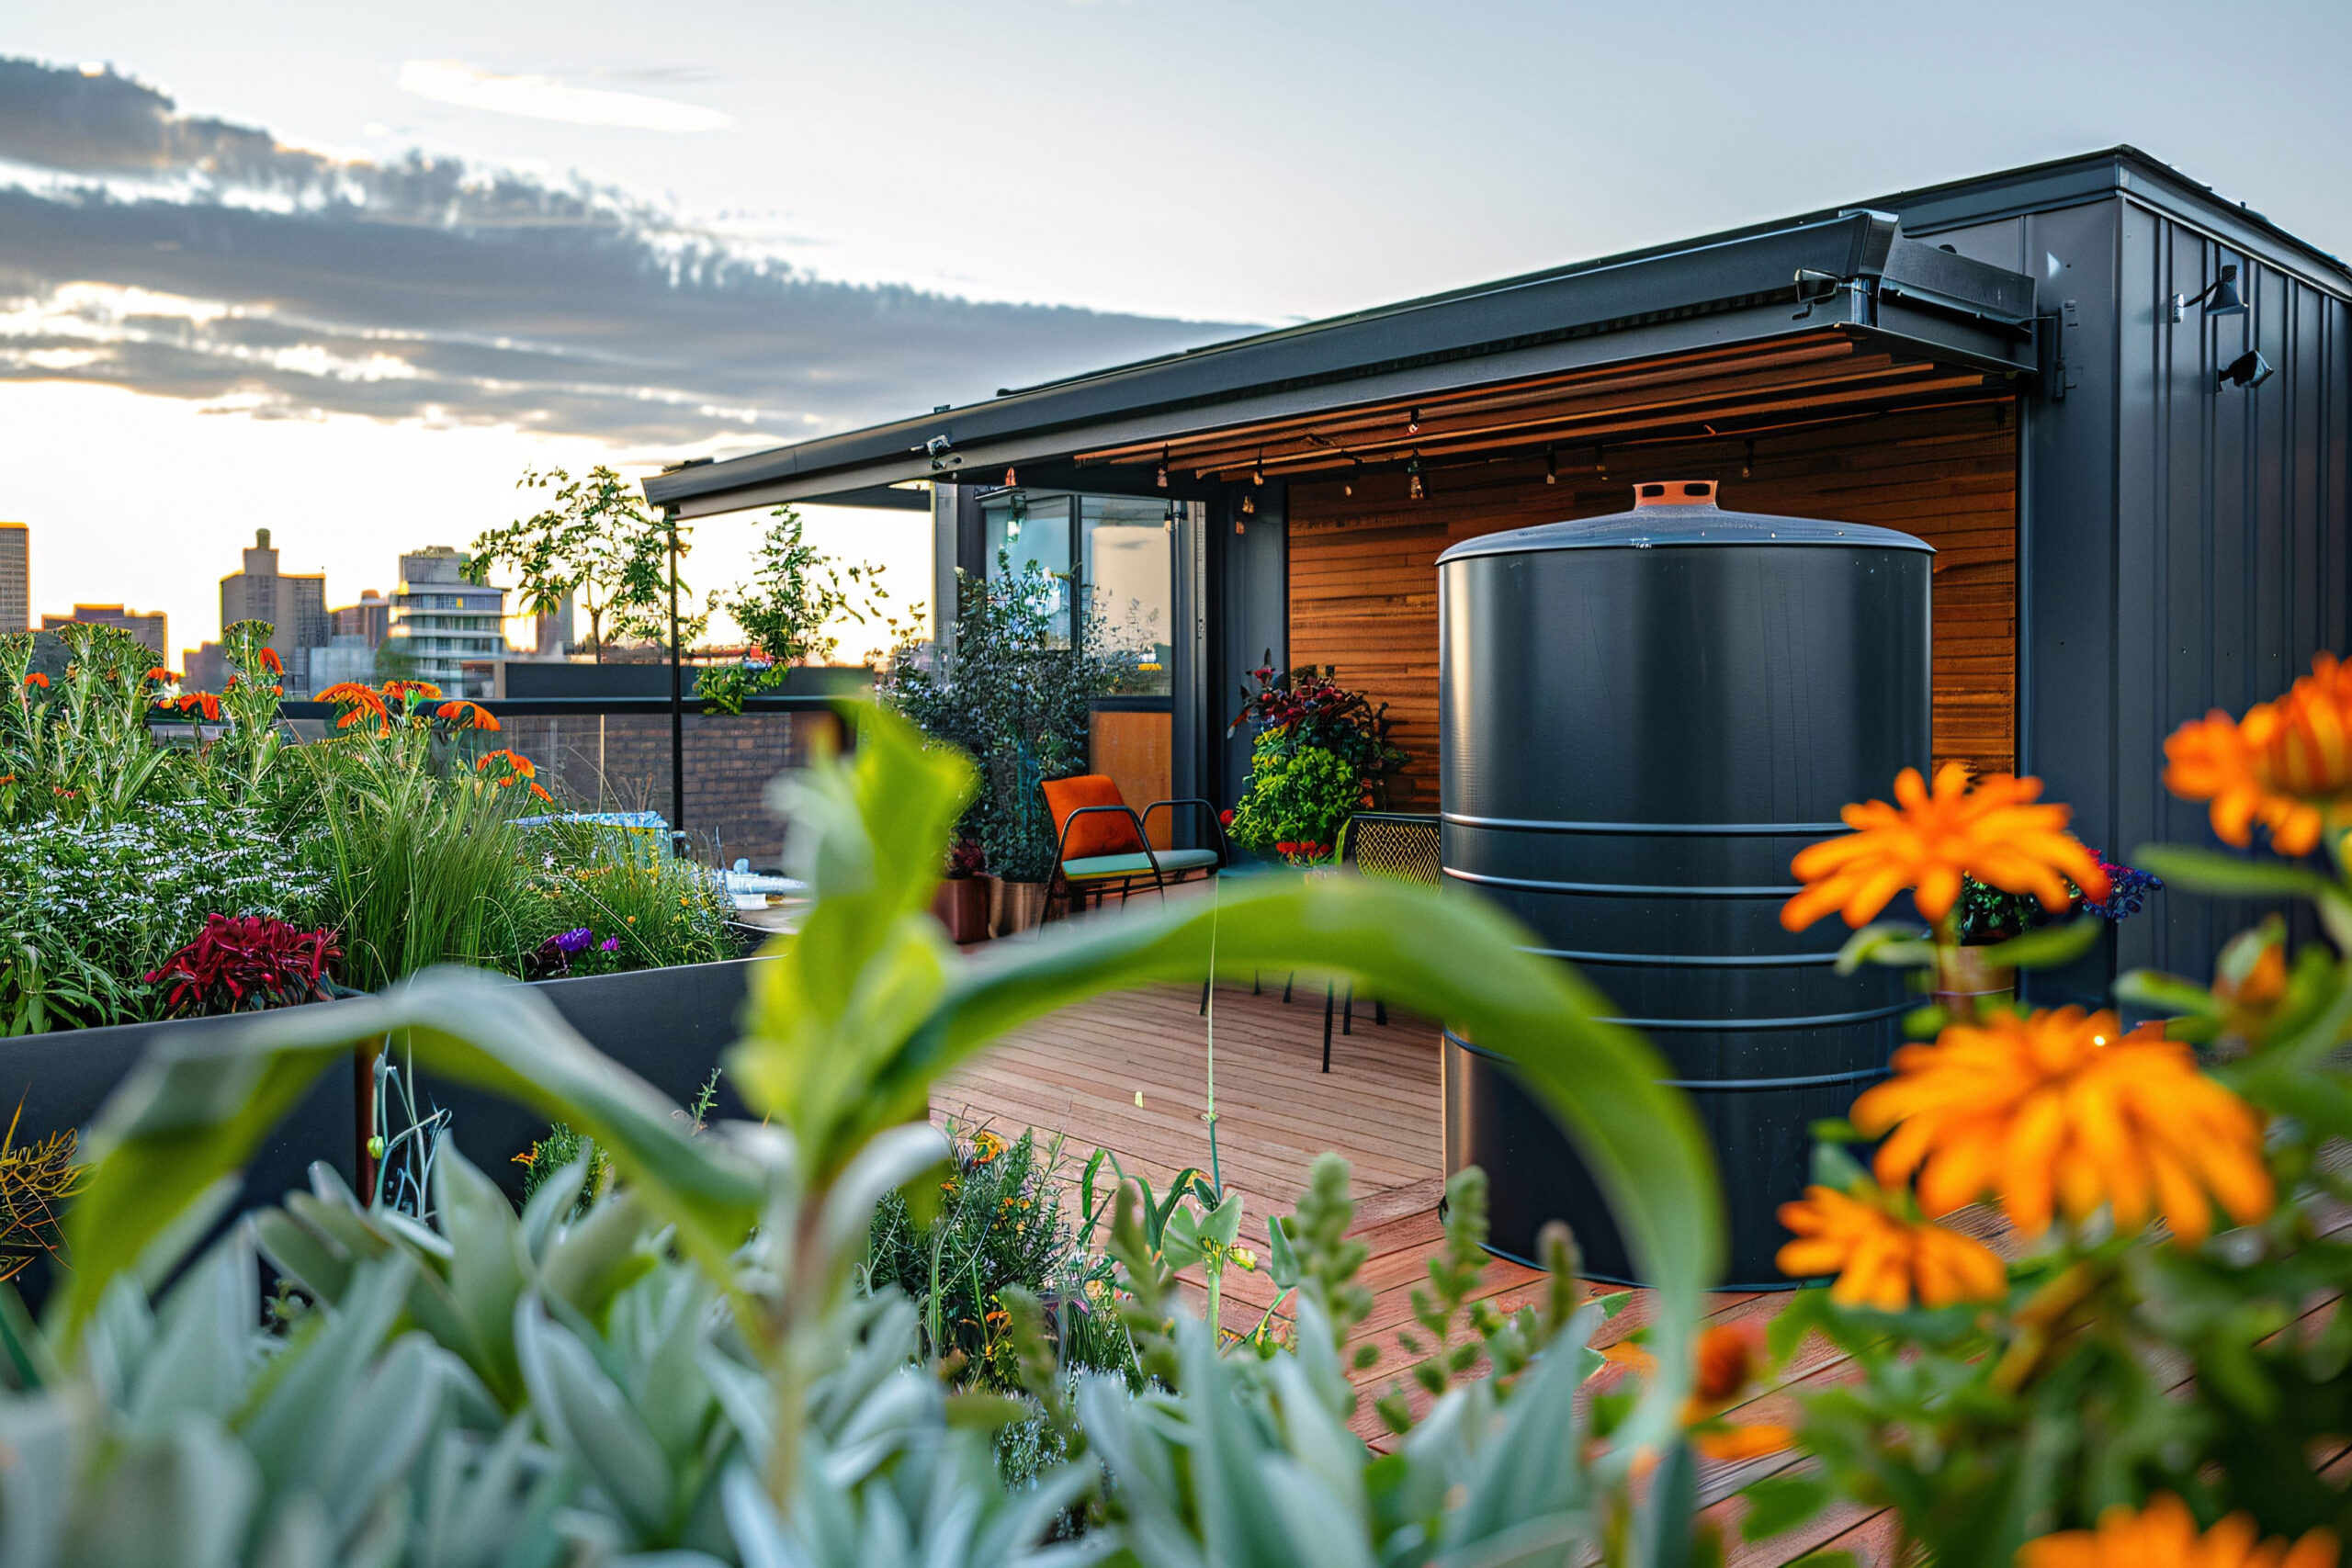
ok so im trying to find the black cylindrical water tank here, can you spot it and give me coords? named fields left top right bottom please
left=1437, top=479, right=1930, bottom=1289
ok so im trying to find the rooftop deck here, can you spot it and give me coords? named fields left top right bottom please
left=929, top=971, right=1917, bottom=1565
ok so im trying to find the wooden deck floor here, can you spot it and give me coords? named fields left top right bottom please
left=933, top=976, right=1995, bottom=1566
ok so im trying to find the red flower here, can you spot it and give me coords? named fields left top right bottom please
left=1220, top=808, right=1235, bottom=826
left=174, top=691, right=222, bottom=722
left=258, top=647, right=284, bottom=674
left=22, top=672, right=46, bottom=690
left=143, top=915, right=341, bottom=1017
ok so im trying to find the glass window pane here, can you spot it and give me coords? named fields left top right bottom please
left=979, top=494, right=1073, bottom=644
left=1080, top=497, right=1173, bottom=695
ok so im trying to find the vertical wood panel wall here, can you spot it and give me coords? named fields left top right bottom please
left=1287, top=400, right=2019, bottom=807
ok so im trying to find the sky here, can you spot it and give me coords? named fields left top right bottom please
left=4, top=1, right=2350, bottom=661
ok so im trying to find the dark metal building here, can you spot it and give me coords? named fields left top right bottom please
left=647, top=148, right=2352, bottom=990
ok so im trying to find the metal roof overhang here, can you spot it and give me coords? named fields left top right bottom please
left=646, top=210, right=2038, bottom=519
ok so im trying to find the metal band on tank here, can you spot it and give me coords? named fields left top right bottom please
left=1444, top=812, right=1848, bottom=837
left=1444, top=1030, right=1895, bottom=1089
left=1443, top=867, right=1797, bottom=898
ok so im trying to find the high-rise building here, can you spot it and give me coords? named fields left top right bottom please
left=533, top=592, right=574, bottom=659
left=387, top=547, right=506, bottom=697
left=331, top=589, right=390, bottom=647
left=41, top=604, right=168, bottom=659
left=183, top=641, right=227, bottom=692
left=0, top=524, right=26, bottom=635
left=220, top=528, right=330, bottom=688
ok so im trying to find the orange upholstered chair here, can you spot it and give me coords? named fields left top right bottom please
left=1039, top=773, right=1227, bottom=922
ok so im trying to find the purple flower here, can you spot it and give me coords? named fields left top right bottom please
left=552, top=927, right=595, bottom=955
left=599, top=936, right=622, bottom=953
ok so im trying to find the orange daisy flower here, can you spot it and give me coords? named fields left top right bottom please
left=381, top=679, right=444, bottom=704
left=434, top=699, right=501, bottom=731
left=1776, top=1183, right=2007, bottom=1311
left=1598, top=1323, right=1796, bottom=1461
left=320, top=682, right=390, bottom=732
left=1851, top=1007, right=2273, bottom=1245
left=528, top=781, right=552, bottom=802
left=2165, top=652, right=2352, bottom=856
left=258, top=646, right=284, bottom=674
left=142, top=666, right=176, bottom=684
left=1783, top=764, right=2110, bottom=931
left=2019, top=1493, right=2336, bottom=1568
left=22, top=672, right=47, bottom=690
left=173, top=691, right=222, bottom=722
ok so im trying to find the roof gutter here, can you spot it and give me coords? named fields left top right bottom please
left=647, top=210, right=2035, bottom=516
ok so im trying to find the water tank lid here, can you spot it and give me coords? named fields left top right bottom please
left=1435, top=479, right=1933, bottom=564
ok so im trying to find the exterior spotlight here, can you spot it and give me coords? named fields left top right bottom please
left=2219, top=349, right=2273, bottom=389
left=2173, top=264, right=2247, bottom=323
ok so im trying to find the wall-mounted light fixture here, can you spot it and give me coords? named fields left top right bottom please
left=2172, top=264, right=2247, bottom=323
left=922, top=433, right=960, bottom=471
left=2219, top=349, right=2274, bottom=390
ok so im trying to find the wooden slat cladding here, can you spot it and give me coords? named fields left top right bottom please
left=1288, top=400, right=2018, bottom=807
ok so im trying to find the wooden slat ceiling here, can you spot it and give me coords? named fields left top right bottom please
left=1074, top=332, right=2017, bottom=483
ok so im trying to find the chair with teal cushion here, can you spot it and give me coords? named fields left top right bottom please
left=1040, top=774, right=1228, bottom=927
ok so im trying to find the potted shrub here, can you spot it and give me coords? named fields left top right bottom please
left=931, top=838, right=989, bottom=942
left=1224, top=660, right=1408, bottom=865
left=876, top=555, right=1123, bottom=932
left=1944, top=852, right=2163, bottom=1008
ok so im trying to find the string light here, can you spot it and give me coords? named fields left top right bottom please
left=1741, top=439, right=1755, bottom=480
left=1407, top=407, right=1421, bottom=435
left=1407, top=455, right=1425, bottom=502
left=1594, top=447, right=1609, bottom=480
left=1544, top=446, right=1557, bottom=486
left=1251, top=451, right=1265, bottom=486
left=1156, top=447, right=1169, bottom=489
left=1162, top=504, right=1176, bottom=533
left=1241, top=492, right=1256, bottom=514
left=1002, top=467, right=1017, bottom=486
left=1343, top=459, right=1361, bottom=498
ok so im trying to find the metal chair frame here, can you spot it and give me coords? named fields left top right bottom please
left=1317, top=811, right=1442, bottom=1070
left=1043, top=795, right=1228, bottom=930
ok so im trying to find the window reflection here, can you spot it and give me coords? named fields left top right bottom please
left=978, top=491, right=1174, bottom=695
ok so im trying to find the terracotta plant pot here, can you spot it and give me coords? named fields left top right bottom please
left=932, top=876, right=990, bottom=943
left=990, top=878, right=1047, bottom=938
left=1934, top=942, right=2017, bottom=1015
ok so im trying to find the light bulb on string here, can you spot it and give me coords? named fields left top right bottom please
left=1407, top=407, right=1421, bottom=435
left=1544, top=446, right=1557, bottom=486
left=1251, top=451, right=1265, bottom=486
left=1155, top=449, right=1169, bottom=489
left=1343, top=460, right=1360, bottom=498
left=1002, top=467, right=1016, bottom=487
left=1162, top=504, right=1176, bottom=533
left=1740, top=439, right=1755, bottom=480
left=1407, top=455, right=1425, bottom=502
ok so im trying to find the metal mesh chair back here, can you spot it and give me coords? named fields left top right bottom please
left=1338, top=812, right=1441, bottom=886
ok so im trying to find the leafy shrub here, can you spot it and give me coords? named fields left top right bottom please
left=865, top=1122, right=1129, bottom=1393
left=877, top=556, right=1125, bottom=882
left=0, top=803, right=330, bottom=1031
left=1224, top=729, right=1368, bottom=863
left=516, top=819, right=737, bottom=976
left=1227, top=655, right=1407, bottom=803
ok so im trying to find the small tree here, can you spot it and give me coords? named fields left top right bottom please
left=467, top=466, right=706, bottom=662
left=725, top=505, right=890, bottom=667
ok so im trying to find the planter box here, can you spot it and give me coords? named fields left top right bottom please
left=0, top=1008, right=360, bottom=1306
left=418, top=955, right=774, bottom=1204
left=0, top=954, right=780, bottom=1303
left=932, top=877, right=989, bottom=943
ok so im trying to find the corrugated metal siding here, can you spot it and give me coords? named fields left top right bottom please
left=1925, top=197, right=2352, bottom=986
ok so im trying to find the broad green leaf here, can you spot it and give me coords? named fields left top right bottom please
left=1833, top=923, right=1934, bottom=974
left=435, top=1148, right=530, bottom=1404
left=58, top=967, right=766, bottom=1345
left=898, top=866, right=1720, bottom=1464
left=1976, top=917, right=2103, bottom=971
left=2132, top=844, right=2332, bottom=902
left=2112, top=968, right=2220, bottom=1019
left=1162, top=1206, right=1207, bottom=1271
left=1203, top=1189, right=1246, bottom=1249
left=1266, top=1214, right=1301, bottom=1291
left=1739, top=1472, right=1831, bottom=1540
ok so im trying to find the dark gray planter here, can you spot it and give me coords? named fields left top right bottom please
left=0, top=1007, right=359, bottom=1307
left=0, top=954, right=777, bottom=1303
left=416, top=954, right=772, bottom=1204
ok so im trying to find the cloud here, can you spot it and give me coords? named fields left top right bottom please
left=0, top=56, right=1247, bottom=450
left=396, top=60, right=734, bottom=134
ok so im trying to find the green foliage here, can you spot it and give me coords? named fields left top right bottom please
left=698, top=506, right=897, bottom=715
left=514, top=818, right=737, bottom=977
left=1226, top=729, right=1368, bottom=863
left=515, top=1123, right=612, bottom=1217
left=30, top=698, right=1720, bottom=1563
left=865, top=1122, right=1129, bottom=1393
left=466, top=465, right=706, bottom=661
left=876, top=558, right=1123, bottom=882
